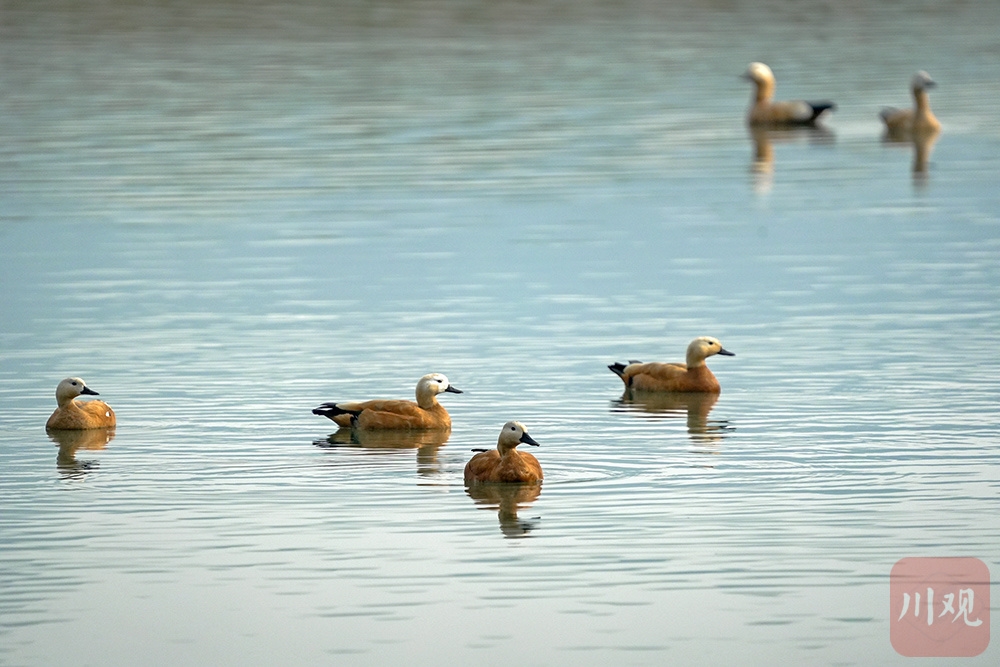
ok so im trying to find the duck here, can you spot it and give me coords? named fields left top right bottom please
left=464, top=421, right=543, bottom=485
left=880, top=71, right=941, bottom=138
left=743, top=62, right=835, bottom=126
left=312, top=372, right=462, bottom=429
left=609, top=336, right=734, bottom=393
left=46, top=377, right=116, bottom=430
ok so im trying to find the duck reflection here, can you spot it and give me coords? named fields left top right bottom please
left=314, top=428, right=450, bottom=476
left=749, top=126, right=835, bottom=194
left=465, top=482, right=541, bottom=538
left=613, top=390, right=731, bottom=445
left=48, top=427, right=115, bottom=479
left=881, top=127, right=940, bottom=186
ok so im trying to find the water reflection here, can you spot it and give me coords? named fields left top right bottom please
left=465, top=482, right=541, bottom=539
left=748, top=126, right=835, bottom=194
left=612, top=390, right=731, bottom=445
left=314, top=428, right=450, bottom=476
left=881, top=127, right=940, bottom=186
left=48, top=428, right=115, bottom=479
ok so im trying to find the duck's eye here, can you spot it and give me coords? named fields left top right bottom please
left=71, top=381, right=78, bottom=386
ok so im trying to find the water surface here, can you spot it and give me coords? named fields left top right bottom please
left=2, top=1, right=999, bottom=665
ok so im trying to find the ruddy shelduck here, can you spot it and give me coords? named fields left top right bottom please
left=46, top=377, right=116, bottom=430
left=609, top=336, right=735, bottom=393
left=880, top=71, right=940, bottom=138
left=464, top=421, right=543, bottom=485
left=743, top=62, right=835, bottom=126
left=312, top=373, right=462, bottom=429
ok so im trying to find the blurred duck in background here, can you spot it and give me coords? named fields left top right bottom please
left=743, top=61, right=835, bottom=127
left=880, top=71, right=941, bottom=139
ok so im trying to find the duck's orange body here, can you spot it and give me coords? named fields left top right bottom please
left=610, top=336, right=734, bottom=393
left=312, top=373, right=462, bottom=430
left=465, top=421, right=543, bottom=485
left=612, top=362, right=722, bottom=392
left=327, top=398, right=452, bottom=429
left=880, top=71, right=940, bottom=138
left=46, top=377, right=116, bottom=430
left=744, top=62, right=835, bottom=127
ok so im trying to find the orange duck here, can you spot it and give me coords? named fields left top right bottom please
left=312, top=373, right=462, bottom=429
left=464, top=421, right=543, bottom=485
left=609, top=336, right=734, bottom=393
left=46, top=377, right=116, bottom=430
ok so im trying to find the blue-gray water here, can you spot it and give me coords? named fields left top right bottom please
left=2, top=1, right=999, bottom=665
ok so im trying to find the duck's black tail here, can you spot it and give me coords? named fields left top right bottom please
left=609, top=361, right=643, bottom=383
left=610, top=360, right=645, bottom=380
left=311, top=402, right=362, bottom=423
left=808, top=101, right=836, bottom=122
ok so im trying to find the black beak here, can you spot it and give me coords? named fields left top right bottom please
left=519, top=432, right=540, bottom=447
left=445, top=385, right=463, bottom=394
left=717, top=348, right=735, bottom=357
left=81, top=386, right=100, bottom=396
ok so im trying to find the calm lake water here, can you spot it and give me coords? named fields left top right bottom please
left=2, top=1, right=999, bottom=665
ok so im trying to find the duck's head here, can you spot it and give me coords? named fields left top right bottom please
left=416, top=373, right=462, bottom=401
left=55, top=377, right=99, bottom=404
left=911, top=71, right=936, bottom=93
left=743, top=62, right=775, bottom=86
left=497, top=420, right=539, bottom=453
left=686, top=337, right=735, bottom=367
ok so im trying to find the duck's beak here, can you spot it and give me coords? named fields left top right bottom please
left=81, top=386, right=100, bottom=396
left=445, top=385, right=463, bottom=394
left=717, top=348, right=735, bottom=357
left=519, top=432, right=540, bottom=447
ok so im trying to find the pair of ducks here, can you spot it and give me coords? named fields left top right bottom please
left=743, top=62, right=940, bottom=136
left=46, top=337, right=735, bottom=487
left=310, top=373, right=544, bottom=485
